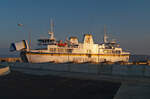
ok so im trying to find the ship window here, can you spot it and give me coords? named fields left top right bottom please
left=68, top=49, right=72, bottom=53
left=58, top=48, right=63, bottom=52
left=104, top=50, right=112, bottom=54
left=49, top=48, right=55, bottom=52
left=65, top=49, right=68, bottom=53
left=54, top=48, right=56, bottom=52
left=116, top=50, right=121, bottom=54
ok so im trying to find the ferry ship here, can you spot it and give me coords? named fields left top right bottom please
left=10, top=22, right=130, bottom=63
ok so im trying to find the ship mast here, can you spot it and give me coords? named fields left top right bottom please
left=104, top=25, right=108, bottom=43
left=48, top=19, right=55, bottom=40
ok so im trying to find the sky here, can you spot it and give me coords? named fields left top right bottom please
left=0, top=0, right=150, bottom=56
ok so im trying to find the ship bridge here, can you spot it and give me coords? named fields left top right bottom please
left=38, top=38, right=56, bottom=45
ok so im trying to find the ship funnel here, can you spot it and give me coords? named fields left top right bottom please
left=104, top=25, right=108, bottom=43
left=83, top=34, right=94, bottom=44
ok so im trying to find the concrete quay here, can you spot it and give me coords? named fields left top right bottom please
left=5, top=62, right=150, bottom=77
left=1, top=62, right=150, bottom=99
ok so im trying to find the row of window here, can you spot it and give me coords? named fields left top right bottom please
left=49, top=48, right=72, bottom=53
left=103, top=50, right=121, bottom=54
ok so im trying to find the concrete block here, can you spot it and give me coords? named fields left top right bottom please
left=125, top=65, right=144, bottom=76
left=87, top=64, right=98, bottom=74
left=112, top=65, right=130, bottom=76
left=143, top=66, right=150, bottom=77
left=112, top=65, right=145, bottom=76
left=119, top=65, right=130, bottom=76
left=10, top=62, right=27, bottom=68
left=98, top=64, right=112, bottom=75
left=27, top=63, right=42, bottom=69
left=40, top=63, right=68, bottom=72
left=69, top=64, right=89, bottom=73
left=112, top=65, right=122, bottom=75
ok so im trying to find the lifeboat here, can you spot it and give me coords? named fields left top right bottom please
left=56, top=40, right=67, bottom=47
left=57, top=43, right=67, bottom=47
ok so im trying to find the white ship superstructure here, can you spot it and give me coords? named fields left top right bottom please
left=10, top=22, right=130, bottom=63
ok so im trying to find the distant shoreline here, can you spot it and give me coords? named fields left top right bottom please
left=0, top=54, right=19, bottom=58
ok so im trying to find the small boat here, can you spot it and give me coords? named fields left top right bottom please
left=0, top=64, right=10, bottom=76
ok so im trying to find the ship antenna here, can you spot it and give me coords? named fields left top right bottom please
left=48, top=18, right=55, bottom=40
left=104, top=25, right=108, bottom=43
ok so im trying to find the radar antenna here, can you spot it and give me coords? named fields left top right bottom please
left=104, top=25, right=108, bottom=43
left=48, top=18, right=55, bottom=40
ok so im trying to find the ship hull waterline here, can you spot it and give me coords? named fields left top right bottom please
left=20, top=51, right=130, bottom=63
